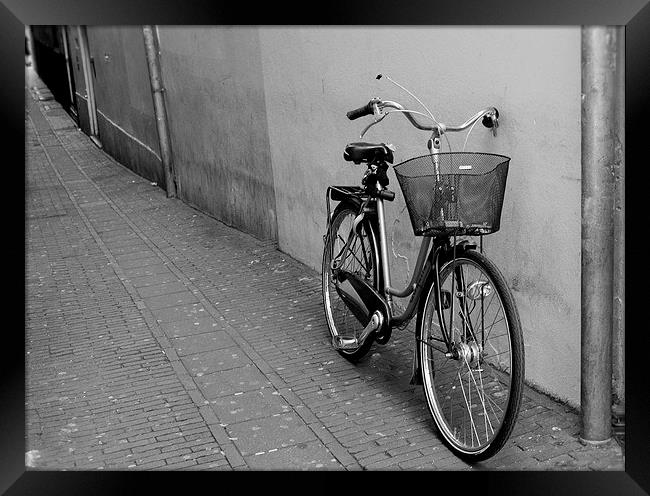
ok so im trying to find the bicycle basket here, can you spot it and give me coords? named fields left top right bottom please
left=393, top=152, right=510, bottom=236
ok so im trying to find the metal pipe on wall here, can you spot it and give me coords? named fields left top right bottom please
left=611, top=26, right=625, bottom=420
left=60, top=26, right=75, bottom=110
left=142, top=25, right=177, bottom=199
left=77, top=26, right=101, bottom=147
left=580, top=25, right=618, bottom=443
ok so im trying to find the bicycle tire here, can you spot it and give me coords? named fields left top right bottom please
left=416, top=248, right=524, bottom=462
left=322, top=202, right=379, bottom=362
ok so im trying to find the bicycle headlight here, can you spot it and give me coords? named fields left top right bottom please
left=466, top=280, right=492, bottom=300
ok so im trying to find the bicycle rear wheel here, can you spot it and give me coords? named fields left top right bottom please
left=322, top=202, right=378, bottom=361
left=416, top=248, right=524, bottom=461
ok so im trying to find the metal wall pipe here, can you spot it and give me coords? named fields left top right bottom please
left=60, top=27, right=75, bottom=110
left=77, top=26, right=101, bottom=146
left=143, top=25, right=177, bottom=198
left=611, top=26, right=625, bottom=418
left=580, top=26, right=618, bottom=443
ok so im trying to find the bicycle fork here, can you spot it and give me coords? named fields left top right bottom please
left=411, top=239, right=482, bottom=383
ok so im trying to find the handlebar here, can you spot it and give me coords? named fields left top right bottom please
left=347, top=98, right=499, bottom=137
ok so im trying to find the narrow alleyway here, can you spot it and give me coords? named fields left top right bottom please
left=24, top=69, right=624, bottom=471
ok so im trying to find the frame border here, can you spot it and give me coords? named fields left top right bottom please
left=5, top=0, right=648, bottom=493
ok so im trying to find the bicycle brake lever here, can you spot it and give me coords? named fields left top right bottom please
left=360, top=112, right=387, bottom=138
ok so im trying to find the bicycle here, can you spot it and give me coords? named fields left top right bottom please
left=321, top=75, right=524, bottom=462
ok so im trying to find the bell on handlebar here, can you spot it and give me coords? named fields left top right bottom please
left=481, top=109, right=499, bottom=128
left=482, top=109, right=499, bottom=137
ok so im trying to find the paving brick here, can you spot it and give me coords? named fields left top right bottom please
left=135, top=280, right=190, bottom=299
left=225, top=412, right=318, bottom=456
left=171, top=331, right=237, bottom=356
left=143, top=291, right=200, bottom=310
left=194, top=365, right=272, bottom=398
left=209, top=388, right=291, bottom=424
left=159, top=317, right=226, bottom=339
left=356, top=451, right=391, bottom=466
left=244, top=440, right=342, bottom=470
left=128, top=272, right=182, bottom=288
left=181, top=347, right=253, bottom=376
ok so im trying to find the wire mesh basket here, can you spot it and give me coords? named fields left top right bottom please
left=393, top=152, right=510, bottom=236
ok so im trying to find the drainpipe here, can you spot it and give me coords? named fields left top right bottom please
left=580, top=26, right=618, bottom=443
left=142, top=25, right=177, bottom=199
left=611, top=26, right=625, bottom=422
left=60, top=26, right=75, bottom=111
left=77, top=26, right=102, bottom=148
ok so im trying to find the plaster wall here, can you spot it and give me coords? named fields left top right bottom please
left=85, top=27, right=164, bottom=185
left=156, top=27, right=278, bottom=241
left=258, top=27, right=582, bottom=406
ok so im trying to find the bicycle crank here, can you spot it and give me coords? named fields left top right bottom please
left=332, top=310, right=383, bottom=350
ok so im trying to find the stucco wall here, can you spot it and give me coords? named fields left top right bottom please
left=85, top=27, right=164, bottom=185
left=258, top=27, right=582, bottom=406
left=156, top=27, right=278, bottom=241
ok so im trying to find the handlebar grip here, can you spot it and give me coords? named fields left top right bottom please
left=346, top=101, right=374, bottom=120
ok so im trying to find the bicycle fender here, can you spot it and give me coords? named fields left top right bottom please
left=328, top=185, right=365, bottom=205
left=436, top=239, right=478, bottom=265
left=325, top=187, right=364, bottom=239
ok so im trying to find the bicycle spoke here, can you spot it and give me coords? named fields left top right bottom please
left=478, top=367, right=496, bottom=437
left=462, top=355, right=494, bottom=443
left=458, top=370, right=480, bottom=446
left=483, top=307, right=505, bottom=343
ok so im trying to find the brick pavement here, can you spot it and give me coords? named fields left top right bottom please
left=25, top=69, right=624, bottom=471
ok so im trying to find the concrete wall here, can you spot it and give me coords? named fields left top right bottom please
left=156, top=27, right=278, bottom=241
left=257, top=27, right=582, bottom=406
left=85, top=27, right=164, bottom=185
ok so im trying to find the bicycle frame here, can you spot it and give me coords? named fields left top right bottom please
left=374, top=194, right=433, bottom=327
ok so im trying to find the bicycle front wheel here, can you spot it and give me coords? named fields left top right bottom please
left=416, top=248, right=524, bottom=462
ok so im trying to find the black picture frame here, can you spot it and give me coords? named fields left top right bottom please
left=4, top=0, right=648, bottom=493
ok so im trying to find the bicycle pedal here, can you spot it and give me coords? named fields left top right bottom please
left=332, top=336, right=359, bottom=350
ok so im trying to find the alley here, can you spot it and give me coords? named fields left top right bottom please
left=24, top=71, right=624, bottom=471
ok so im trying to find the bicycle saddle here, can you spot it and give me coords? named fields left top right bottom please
left=343, top=142, right=394, bottom=165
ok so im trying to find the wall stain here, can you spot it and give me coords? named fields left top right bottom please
left=510, top=272, right=572, bottom=316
